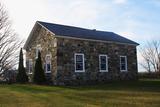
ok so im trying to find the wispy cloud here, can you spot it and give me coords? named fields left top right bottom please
left=113, top=0, right=127, bottom=4
left=1, top=0, right=160, bottom=43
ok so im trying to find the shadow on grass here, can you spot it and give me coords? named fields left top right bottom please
left=62, top=79, right=160, bottom=92
left=61, top=79, right=160, bottom=106
left=5, top=84, right=64, bottom=93
left=2, top=79, right=160, bottom=94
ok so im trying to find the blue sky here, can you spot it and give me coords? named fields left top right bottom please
left=1, top=0, right=160, bottom=71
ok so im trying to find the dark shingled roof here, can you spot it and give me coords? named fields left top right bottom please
left=38, top=21, right=139, bottom=45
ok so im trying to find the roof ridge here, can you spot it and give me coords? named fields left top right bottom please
left=37, top=21, right=113, bottom=33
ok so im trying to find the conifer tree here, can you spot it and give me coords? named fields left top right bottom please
left=16, top=48, right=28, bottom=83
left=33, top=51, right=46, bottom=84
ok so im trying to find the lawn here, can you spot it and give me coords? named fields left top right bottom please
left=0, top=79, right=160, bottom=107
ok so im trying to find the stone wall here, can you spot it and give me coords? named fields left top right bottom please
left=25, top=24, right=57, bottom=84
left=56, top=37, right=138, bottom=85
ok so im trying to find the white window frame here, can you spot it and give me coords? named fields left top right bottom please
left=99, top=54, right=108, bottom=72
left=74, top=53, right=85, bottom=72
left=53, top=38, right=57, bottom=47
left=120, top=56, right=128, bottom=72
left=28, top=59, right=33, bottom=74
left=45, top=54, right=52, bottom=73
left=36, top=44, right=41, bottom=59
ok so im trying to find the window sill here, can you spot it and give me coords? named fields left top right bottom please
left=45, top=71, right=51, bottom=73
left=28, top=73, right=33, bottom=74
left=75, top=70, right=85, bottom=72
left=120, top=70, right=128, bottom=72
left=100, top=70, right=108, bottom=72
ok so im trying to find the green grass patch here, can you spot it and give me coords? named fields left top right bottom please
left=0, top=79, right=160, bottom=107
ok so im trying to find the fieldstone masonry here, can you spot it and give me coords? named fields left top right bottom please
left=25, top=24, right=57, bottom=84
left=25, top=23, right=138, bottom=85
left=56, top=38, right=138, bottom=85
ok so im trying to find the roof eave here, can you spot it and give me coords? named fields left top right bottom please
left=55, top=35, right=139, bottom=46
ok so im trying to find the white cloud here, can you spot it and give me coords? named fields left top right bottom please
left=1, top=0, right=103, bottom=39
left=45, top=0, right=111, bottom=29
left=1, top=0, right=51, bottom=39
left=113, top=0, right=127, bottom=4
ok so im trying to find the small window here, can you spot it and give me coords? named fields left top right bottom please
left=53, top=38, right=57, bottom=47
left=28, top=59, right=33, bottom=74
left=36, top=44, right=41, bottom=59
left=120, top=56, right=127, bottom=71
left=45, top=54, right=51, bottom=73
left=74, top=53, right=85, bottom=72
left=99, top=54, right=108, bottom=72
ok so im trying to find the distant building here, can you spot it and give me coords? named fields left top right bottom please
left=24, top=21, right=139, bottom=85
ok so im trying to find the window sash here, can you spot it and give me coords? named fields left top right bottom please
left=75, top=53, right=85, bottom=72
left=99, top=55, right=108, bottom=72
left=46, top=63, right=51, bottom=72
left=120, top=56, right=127, bottom=71
left=28, top=59, right=33, bottom=74
left=45, top=54, right=51, bottom=73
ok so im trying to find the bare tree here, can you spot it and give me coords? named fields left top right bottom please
left=0, top=3, right=22, bottom=77
left=140, top=41, right=160, bottom=73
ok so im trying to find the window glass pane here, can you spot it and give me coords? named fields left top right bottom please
left=76, top=55, right=83, bottom=62
left=101, top=56, right=106, bottom=64
left=121, top=57, right=125, bottom=63
left=46, top=54, right=51, bottom=72
left=76, top=63, right=83, bottom=70
left=120, top=56, right=127, bottom=71
left=29, top=59, right=32, bottom=73
left=75, top=54, right=84, bottom=71
left=101, top=64, right=106, bottom=70
left=121, top=64, right=126, bottom=70
left=29, top=63, right=32, bottom=71
left=100, top=55, right=107, bottom=71
left=47, top=63, right=51, bottom=71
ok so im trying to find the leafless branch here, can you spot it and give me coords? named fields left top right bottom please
left=140, top=40, right=160, bottom=72
left=0, top=3, right=23, bottom=76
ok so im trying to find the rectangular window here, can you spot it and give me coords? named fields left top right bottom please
left=74, top=53, right=85, bottom=72
left=120, top=56, right=127, bottom=71
left=28, top=59, right=33, bottom=74
left=99, top=54, right=108, bottom=72
left=36, top=44, right=41, bottom=59
left=45, top=54, right=51, bottom=73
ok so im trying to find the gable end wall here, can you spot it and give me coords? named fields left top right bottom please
left=25, top=24, right=57, bottom=83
